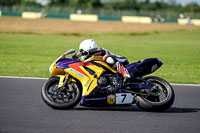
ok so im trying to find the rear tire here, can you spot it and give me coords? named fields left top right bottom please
left=135, top=76, right=175, bottom=112
left=41, top=77, right=81, bottom=109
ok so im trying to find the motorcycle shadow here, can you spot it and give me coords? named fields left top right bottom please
left=74, top=106, right=200, bottom=113
left=165, top=107, right=200, bottom=113
left=74, top=105, right=142, bottom=112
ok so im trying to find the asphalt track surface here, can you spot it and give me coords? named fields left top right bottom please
left=0, top=77, right=200, bottom=133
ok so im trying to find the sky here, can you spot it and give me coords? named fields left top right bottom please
left=36, top=0, right=48, bottom=6
left=150, top=0, right=200, bottom=5
left=36, top=0, right=200, bottom=6
left=101, top=0, right=200, bottom=5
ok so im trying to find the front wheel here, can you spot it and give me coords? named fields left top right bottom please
left=135, top=76, right=175, bottom=112
left=41, top=77, right=82, bottom=109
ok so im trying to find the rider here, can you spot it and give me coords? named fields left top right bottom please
left=73, top=39, right=132, bottom=89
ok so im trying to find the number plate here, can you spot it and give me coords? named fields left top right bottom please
left=116, top=93, right=134, bottom=105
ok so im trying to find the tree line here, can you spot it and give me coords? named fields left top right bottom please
left=0, top=0, right=200, bottom=13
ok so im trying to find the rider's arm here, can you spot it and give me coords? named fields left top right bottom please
left=72, top=48, right=106, bottom=60
left=88, top=48, right=106, bottom=56
left=75, top=48, right=105, bottom=57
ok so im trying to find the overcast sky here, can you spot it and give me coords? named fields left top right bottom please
left=101, top=0, right=200, bottom=5
left=36, top=0, right=48, bottom=5
left=37, top=0, right=200, bottom=6
left=150, top=0, right=200, bottom=5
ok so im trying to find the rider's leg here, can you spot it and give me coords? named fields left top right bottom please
left=115, top=62, right=130, bottom=79
left=103, top=54, right=131, bottom=85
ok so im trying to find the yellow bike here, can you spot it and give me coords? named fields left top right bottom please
left=41, top=49, right=175, bottom=112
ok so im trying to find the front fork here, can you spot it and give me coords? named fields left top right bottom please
left=51, top=74, right=76, bottom=101
left=55, top=74, right=69, bottom=90
left=58, top=75, right=66, bottom=88
left=56, top=74, right=76, bottom=91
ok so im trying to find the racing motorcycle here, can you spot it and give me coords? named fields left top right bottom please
left=41, top=49, right=175, bottom=112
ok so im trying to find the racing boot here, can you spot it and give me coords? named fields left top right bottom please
left=115, top=62, right=132, bottom=84
left=123, top=70, right=136, bottom=84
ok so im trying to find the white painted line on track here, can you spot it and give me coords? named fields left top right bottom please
left=0, top=76, right=200, bottom=87
left=0, top=76, right=48, bottom=80
left=171, top=83, right=200, bottom=87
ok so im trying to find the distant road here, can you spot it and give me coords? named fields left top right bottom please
left=0, top=77, right=200, bottom=133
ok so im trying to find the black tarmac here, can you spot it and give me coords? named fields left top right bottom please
left=0, top=77, right=200, bottom=133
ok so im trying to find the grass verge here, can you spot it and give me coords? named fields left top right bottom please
left=0, top=30, right=200, bottom=84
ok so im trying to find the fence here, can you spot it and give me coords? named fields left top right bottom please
left=1, top=5, right=200, bottom=23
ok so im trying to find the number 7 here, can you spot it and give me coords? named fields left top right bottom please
left=121, top=94, right=127, bottom=103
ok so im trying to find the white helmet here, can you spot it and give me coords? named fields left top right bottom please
left=79, top=39, right=98, bottom=60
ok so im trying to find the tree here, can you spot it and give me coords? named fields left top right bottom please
left=77, top=0, right=102, bottom=8
left=0, top=0, right=22, bottom=6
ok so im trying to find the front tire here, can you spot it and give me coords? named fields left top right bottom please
left=135, top=76, right=175, bottom=112
left=41, top=77, right=81, bottom=109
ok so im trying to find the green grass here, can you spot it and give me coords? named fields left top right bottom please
left=0, top=30, right=200, bottom=84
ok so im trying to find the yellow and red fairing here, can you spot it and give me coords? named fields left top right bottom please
left=64, top=60, right=117, bottom=96
left=51, top=55, right=117, bottom=97
left=64, top=62, right=100, bottom=96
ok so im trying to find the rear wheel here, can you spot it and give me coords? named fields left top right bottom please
left=135, top=76, right=175, bottom=112
left=41, top=77, right=81, bottom=109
